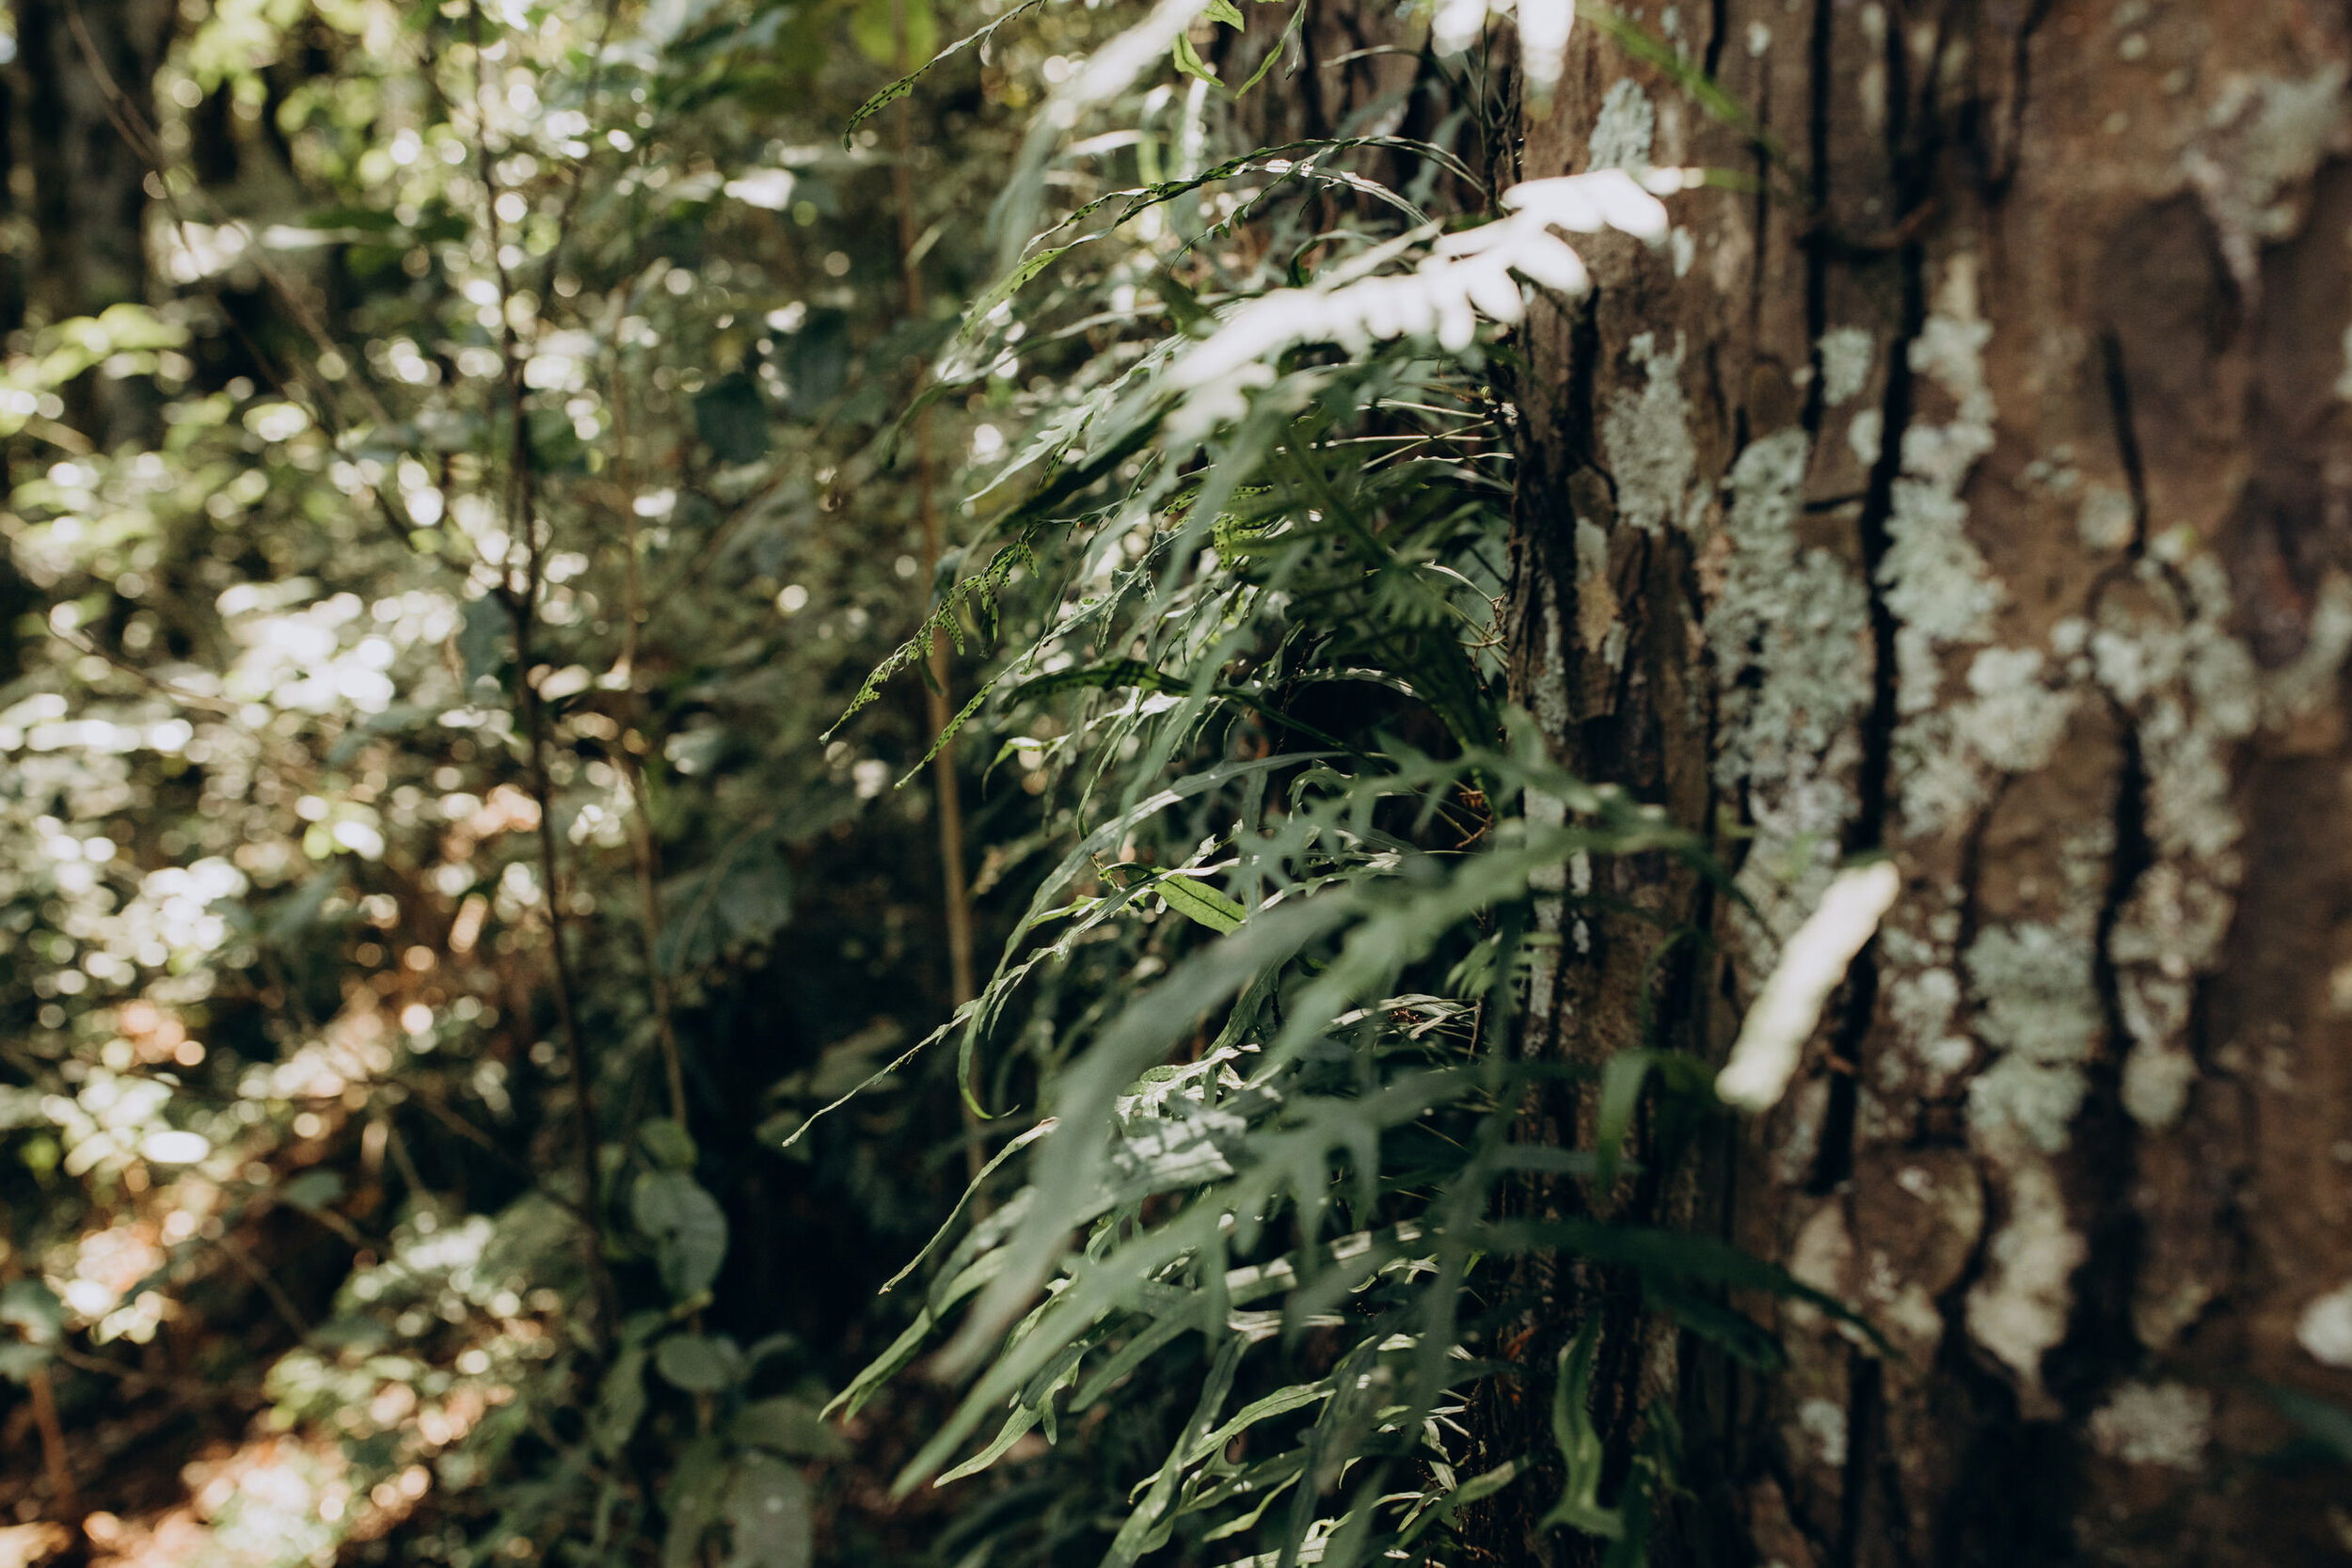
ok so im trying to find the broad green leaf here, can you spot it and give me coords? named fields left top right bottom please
left=934, top=1402, right=1043, bottom=1485
left=633, top=1171, right=731, bottom=1301
left=661, top=1437, right=732, bottom=1568
left=1592, top=1051, right=1653, bottom=1188
left=278, top=1170, right=346, bottom=1212
left=0, top=1342, right=54, bottom=1382
left=654, top=1332, right=740, bottom=1392
left=724, top=1455, right=813, bottom=1568
left=457, top=594, right=508, bottom=687
left=1537, top=1320, right=1621, bottom=1539
left=1183, top=1379, right=1329, bottom=1465
left=594, top=1347, right=649, bottom=1458
left=1479, top=1217, right=1883, bottom=1351
left=732, top=1397, right=851, bottom=1461
left=0, top=1280, right=64, bottom=1345
left=640, top=1117, right=698, bottom=1172
left=1152, top=874, right=1248, bottom=935
left=1172, top=31, right=1219, bottom=83
left=1104, top=1335, right=1244, bottom=1567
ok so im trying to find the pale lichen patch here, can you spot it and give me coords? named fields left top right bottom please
left=1846, top=407, right=1883, bottom=469
left=1963, top=1161, right=2084, bottom=1414
left=2089, top=1382, right=2213, bottom=1469
left=1968, top=923, right=2101, bottom=1062
left=1953, top=830, right=2101, bottom=1402
left=2077, top=484, right=2137, bottom=553
left=1797, top=1398, right=1849, bottom=1468
left=1878, top=905, right=1979, bottom=1096
left=1787, top=1201, right=1855, bottom=1335
left=1880, top=259, right=2003, bottom=726
left=1588, top=79, right=1656, bottom=171
left=1899, top=646, right=2078, bottom=837
left=2262, top=570, right=2352, bottom=733
left=1883, top=961, right=1971, bottom=1090
left=1960, top=649, right=2077, bottom=771
left=1600, top=332, right=1698, bottom=535
left=2181, top=66, right=2351, bottom=292
left=1857, top=4, right=1888, bottom=131
left=1522, top=783, right=1568, bottom=1030
left=1964, top=920, right=2101, bottom=1154
left=1711, top=434, right=1872, bottom=784
left=1771, top=1076, right=1830, bottom=1185
left=2096, top=552, right=2260, bottom=1128
left=1708, top=432, right=1873, bottom=970
left=2135, top=1275, right=2217, bottom=1355
left=1817, top=327, right=1875, bottom=407
left=1529, top=575, right=1570, bottom=740
left=1572, top=516, right=1620, bottom=662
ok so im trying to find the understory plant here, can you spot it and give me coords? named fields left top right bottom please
left=818, top=8, right=1844, bottom=1565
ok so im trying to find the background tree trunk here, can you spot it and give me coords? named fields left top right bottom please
left=1492, top=4, right=2352, bottom=1563
left=10, top=0, right=173, bottom=444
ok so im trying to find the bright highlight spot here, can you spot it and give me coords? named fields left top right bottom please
left=142, top=1130, right=212, bottom=1164
left=1716, top=861, right=1901, bottom=1112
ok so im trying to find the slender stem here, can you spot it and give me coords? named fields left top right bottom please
left=611, top=372, right=690, bottom=1131
left=51, top=1342, right=255, bottom=1401
left=395, top=1088, right=600, bottom=1225
left=28, top=1367, right=74, bottom=1516
left=473, top=0, right=615, bottom=1337
left=511, top=572, right=617, bottom=1335
left=380, top=1115, right=440, bottom=1216
left=892, top=17, right=985, bottom=1189
left=0, top=1201, right=74, bottom=1513
left=215, top=1232, right=312, bottom=1339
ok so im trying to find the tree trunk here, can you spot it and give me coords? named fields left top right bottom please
left=1492, top=4, right=2352, bottom=1563
left=10, top=0, right=172, bottom=443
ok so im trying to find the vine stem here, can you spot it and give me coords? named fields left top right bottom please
left=892, top=15, right=986, bottom=1191
left=0, top=1205, right=75, bottom=1513
left=472, top=0, right=617, bottom=1338
left=610, top=372, right=691, bottom=1132
left=28, top=1368, right=73, bottom=1516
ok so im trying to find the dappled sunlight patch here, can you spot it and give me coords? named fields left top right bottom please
left=79, top=1433, right=424, bottom=1568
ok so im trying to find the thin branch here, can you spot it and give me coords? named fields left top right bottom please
left=213, top=1232, right=312, bottom=1340
left=43, top=621, right=239, bottom=712
left=51, top=1343, right=260, bottom=1402
left=608, top=373, right=691, bottom=1131
left=471, top=0, right=615, bottom=1338
left=393, top=1088, right=602, bottom=1227
left=27, top=1367, right=76, bottom=1515
left=892, top=14, right=986, bottom=1194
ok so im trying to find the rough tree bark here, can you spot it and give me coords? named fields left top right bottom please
left=1486, top=3, right=2352, bottom=1564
